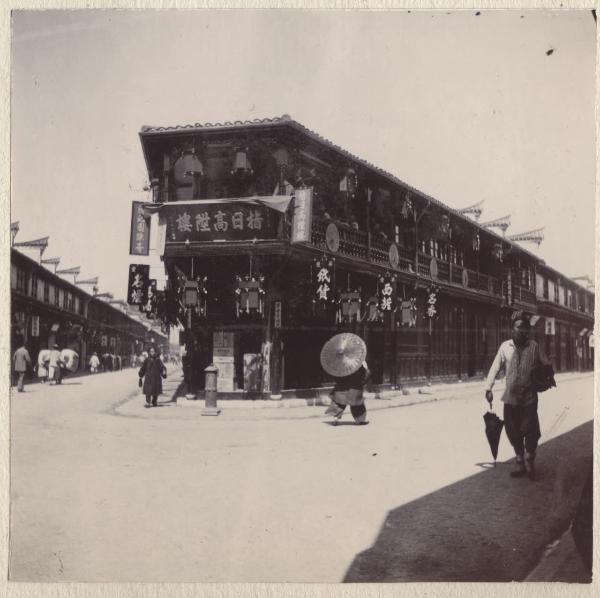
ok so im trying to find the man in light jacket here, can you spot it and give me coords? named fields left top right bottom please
left=13, top=341, right=31, bottom=392
left=485, top=311, right=550, bottom=481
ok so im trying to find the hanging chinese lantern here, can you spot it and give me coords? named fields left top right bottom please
left=337, top=290, right=362, bottom=323
left=398, top=297, right=418, bottom=328
left=339, top=168, right=357, bottom=198
left=400, top=194, right=413, bottom=219
left=365, top=296, right=380, bottom=322
left=231, top=147, right=253, bottom=176
left=235, top=275, right=266, bottom=317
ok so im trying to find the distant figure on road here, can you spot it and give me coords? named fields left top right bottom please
left=138, top=346, right=167, bottom=408
left=485, top=311, right=551, bottom=481
left=48, top=344, right=63, bottom=385
left=13, top=341, right=31, bottom=392
left=89, top=353, right=100, bottom=373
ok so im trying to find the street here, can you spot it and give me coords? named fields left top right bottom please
left=9, top=368, right=593, bottom=582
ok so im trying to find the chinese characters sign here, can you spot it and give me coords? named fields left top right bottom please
left=291, top=188, right=313, bottom=243
left=378, top=274, right=397, bottom=313
left=127, top=264, right=150, bottom=306
left=313, top=257, right=334, bottom=304
left=165, top=202, right=273, bottom=243
left=130, top=202, right=151, bottom=256
left=426, top=285, right=439, bottom=319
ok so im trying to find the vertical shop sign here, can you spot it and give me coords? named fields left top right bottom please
left=274, top=301, right=282, bottom=329
left=291, top=188, right=313, bottom=243
left=144, top=279, right=157, bottom=316
left=127, top=264, right=150, bottom=306
left=130, top=202, right=151, bottom=256
left=31, top=315, right=40, bottom=337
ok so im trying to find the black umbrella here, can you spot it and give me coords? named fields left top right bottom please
left=483, top=410, right=504, bottom=466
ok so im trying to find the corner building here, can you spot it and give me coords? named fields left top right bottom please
left=139, top=116, right=594, bottom=396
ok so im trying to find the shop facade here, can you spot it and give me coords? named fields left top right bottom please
left=139, top=116, right=594, bottom=396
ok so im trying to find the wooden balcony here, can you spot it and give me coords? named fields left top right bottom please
left=307, top=216, right=504, bottom=299
left=417, top=252, right=503, bottom=298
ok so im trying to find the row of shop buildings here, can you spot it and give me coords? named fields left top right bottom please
left=135, top=115, right=594, bottom=396
left=11, top=230, right=168, bottom=372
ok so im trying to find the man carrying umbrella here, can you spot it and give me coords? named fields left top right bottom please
left=485, top=311, right=551, bottom=481
left=321, top=333, right=371, bottom=425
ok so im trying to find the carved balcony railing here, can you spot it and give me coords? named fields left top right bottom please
left=309, top=218, right=505, bottom=299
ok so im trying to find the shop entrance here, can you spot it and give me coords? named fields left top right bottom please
left=283, top=329, right=334, bottom=390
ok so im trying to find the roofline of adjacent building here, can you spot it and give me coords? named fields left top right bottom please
left=11, top=247, right=169, bottom=334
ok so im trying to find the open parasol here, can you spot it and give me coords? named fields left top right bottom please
left=60, top=349, right=79, bottom=373
left=320, top=333, right=367, bottom=378
left=483, top=409, right=504, bottom=466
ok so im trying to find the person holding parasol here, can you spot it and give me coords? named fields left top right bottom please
left=320, top=333, right=371, bottom=425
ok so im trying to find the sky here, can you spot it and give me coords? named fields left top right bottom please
left=10, top=8, right=596, bottom=300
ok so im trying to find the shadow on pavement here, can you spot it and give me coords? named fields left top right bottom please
left=343, top=421, right=593, bottom=583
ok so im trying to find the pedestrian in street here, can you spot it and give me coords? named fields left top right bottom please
left=36, top=349, right=50, bottom=383
left=89, top=352, right=100, bottom=374
left=138, top=346, right=167, bottom=408
left=321, top=333, right=371, bottom=425
left=485, top=311, right=551, bottom=481
left=48, top=344, right=64, bottom=385
left=13, top=340, right=31, bottom=392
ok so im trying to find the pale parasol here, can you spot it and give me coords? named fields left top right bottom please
left=320, top=333, right=367, bottom=378
left=60, top=349, right=79, bottom=373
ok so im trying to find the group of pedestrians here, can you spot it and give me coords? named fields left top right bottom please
left=12, top=342, right=67, bottom=390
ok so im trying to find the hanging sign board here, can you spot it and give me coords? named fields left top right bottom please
left=31, top=315, right=40, bottom=337
left=291, top=188, right=313, bottom=243
left=130, top=202, right=151, bottom=256
left=127, top=264, right=150, bottom=306
left=165, top=202, right=274, bottom=243
left=274, top=301, right=282, bottom=329
left=544, top=316, right=556, bottom=336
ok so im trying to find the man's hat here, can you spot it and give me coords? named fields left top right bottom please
left=53, top=344, right=60, bottom=349
left=511, top=310, right=531, bottom=327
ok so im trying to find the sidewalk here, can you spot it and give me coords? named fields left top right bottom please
left=169, top=370, right=591, bottom=415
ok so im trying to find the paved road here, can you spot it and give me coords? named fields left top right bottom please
left=9, top=369, right=593, bottom=582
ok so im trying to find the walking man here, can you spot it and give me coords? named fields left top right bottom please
left=138, top=346, right=167, bottom=408
left=48, top=344, right=63, bottom=385
left=485, top=311, right=550, bottom=481
left=13, top=340, right=31, bottom=392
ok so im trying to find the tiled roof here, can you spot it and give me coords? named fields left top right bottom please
left=138, top=115, right=562, bottom=269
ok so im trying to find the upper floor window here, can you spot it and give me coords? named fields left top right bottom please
left=535, top=274, right=545, bottom=298
left=58, top=288, right=65, bottom=308
left=16, top=267, right=27, bottom=293
left=11, top=264, right=17, bottom=289
left=67, top=292, right=74, bottom=311
left=43, top=281, right=50, bottom=303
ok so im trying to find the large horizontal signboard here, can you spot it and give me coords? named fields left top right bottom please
left=164, top=202, right=275, bottom=243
